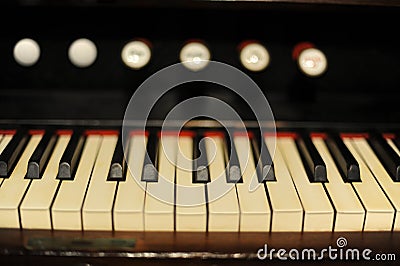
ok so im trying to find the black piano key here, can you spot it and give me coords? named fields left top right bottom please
left=141, top=131, right=159, bottom=182
left=368, top=132, right=400, bottom=182
left=225, top=130, right=242, bottom=183
left=193, top=133, right=210, bottom=183
left=0, top=129, right=28, bottom=178
left=107, top=135, right=126, bottom=181
left=325, top=132, right=360, bottom=182
left=296, top=132, right=327, bottom=182
left=26, top=130, right=57, bottom=179
left=252, top=130, right=275, bottom=182
left=57, top=130, right=85, bottom=180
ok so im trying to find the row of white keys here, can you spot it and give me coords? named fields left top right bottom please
left=350, top=137, right=400, bottom=230
left=312, top=137, right=365, bottom=231
left=113, top=134, right=147, bottom=231
left=20, top=134, right=71, bottom=229
left=52, top=135, right=102, bottom=230
left=0, top=134, right=43, bottom=228
left=343, top=138, right=394, bottom=231
left=144, top=135, right=176, bottom=231
left=175, top=136, right=207, bottom=231
left=265, top=137, right=303, bottom=232
left=278, top=137, right=334, bottom=231
left=233, top=135, right=270, bottom=231
left=82, top=135, right=119, bottom=230
left=206, top=135, right=239, bottom=231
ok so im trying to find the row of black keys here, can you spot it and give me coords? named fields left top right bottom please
left=0, top=128, right=399, bottom=184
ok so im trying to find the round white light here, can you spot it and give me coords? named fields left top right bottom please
left=239, top=42, right=270, bottom=72
left=121, top=40, right=152, bottom=70
left=68, top=38, right=97, bottom=68
left=298, top=48, right=327, bottom=77
left=13, top=38, right=40, bottom=67
left=179, top=42, right=211, bottom=71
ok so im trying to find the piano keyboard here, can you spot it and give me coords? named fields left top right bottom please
left=0, top=128, right=400, bottom=232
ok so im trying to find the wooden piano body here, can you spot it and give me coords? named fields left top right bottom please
left=1, top=0, right=400, bottom=265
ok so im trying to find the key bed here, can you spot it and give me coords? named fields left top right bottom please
left=0, top=125, right=399, bottom=233
left=0, top=123, right=399, bottom=266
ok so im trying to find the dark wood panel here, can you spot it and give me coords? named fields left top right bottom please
left=0, top=229, right=399, bottom=261
left=11, top=0, right=400, bottom=8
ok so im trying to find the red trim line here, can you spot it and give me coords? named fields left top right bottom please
left=0, top=130, right=16, bottom=135
left=340, top=133, right=369, bottom=139
left=204, top=131, right=225, bottom=138
left=275, top=132, right=298, bottom=139
left=57, top=130, right=74, bottom=136
left=158, top=130, right=195, bottom=137
left=85, top=130, right=119, bottom=136
left=158, top=130, right=176, bottom=137
left=310, top=132, right=327, bottom=139
left=179, top=131, right=195, bottom=137
left=234, top=131, right=254, bottom=138
left=382, top=133, right=395, bottom=139
left=29, top=130, right=45, bottom=135
left=130, top=130, right=149, bottom=137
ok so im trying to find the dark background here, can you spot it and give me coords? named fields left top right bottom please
left=0, top=0, right=399, bottom=124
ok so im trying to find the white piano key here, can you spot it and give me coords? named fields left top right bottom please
left=343, top=138, right=394, bottom=231
left=19, top=135, right=70, bottom=229
left=387, top=139, right=400, bottom=157
left=351, top=137, right=400, bottom=230
left=0, top=134, right=4, bottom=185
left=265, top=137, right=303, bottom=232
left=278, top=137, right=334, bottom=232
left=51, top=135, right=101, bottom=230
left=312, top=137, right=365, bottom=232
left=206, top=135, right=239, bottom=232
left=0, top=135, right=5, bottom=152
left=234, top=136, right=270, bottom=232
left=82, top=135, right=118, bottom=230
left=0, top=134, right=15, bottom=182
left=176, top=135, right=207, bottom=232
left=0, top=134, right=42, bottom=228
left=113, top=134, right=147, bottom=231
left=0, top=133, right=13, bottom=153
left=144, top=135, right=176, bottom=231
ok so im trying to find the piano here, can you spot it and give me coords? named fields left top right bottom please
left=1, top=0, right=400, bottom=265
